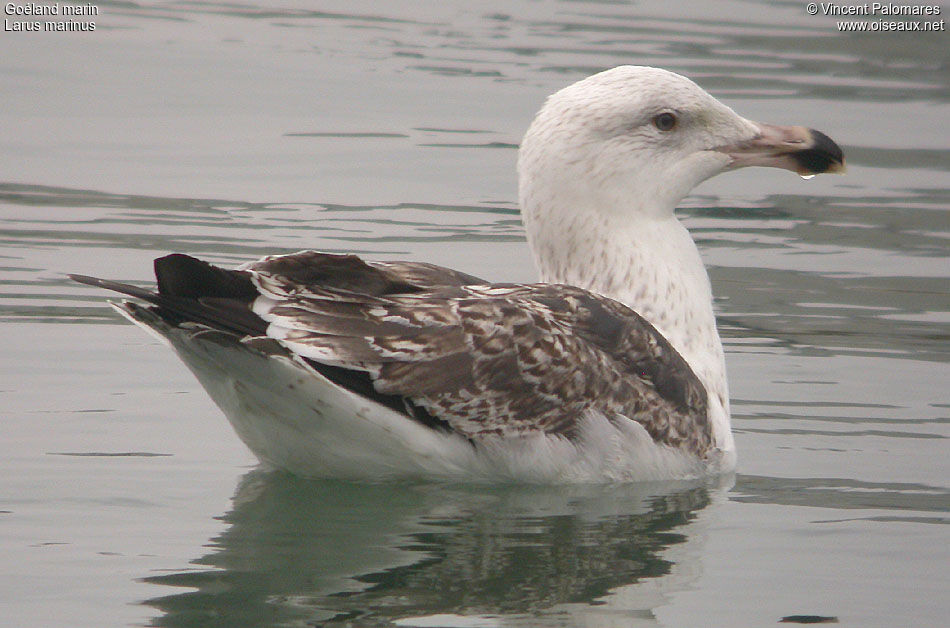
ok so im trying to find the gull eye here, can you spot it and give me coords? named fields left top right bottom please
left=652, top=112, right=677, bottom=132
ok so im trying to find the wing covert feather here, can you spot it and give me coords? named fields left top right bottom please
left=247, top=256, right=712, bottom=454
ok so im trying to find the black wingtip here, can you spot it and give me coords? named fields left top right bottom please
left=154, top=254, right=257, bottom=299
left=68, top=273, right=104, bottom=288
left=69, top=273, right=159, bottom=302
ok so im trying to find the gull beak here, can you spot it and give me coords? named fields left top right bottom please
left=717, top=123, right=846, bottom=176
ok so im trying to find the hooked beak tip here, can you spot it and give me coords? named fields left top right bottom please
left=719, top=124, right=845, bottom=176
left=797, top=128, right=846, bottom=175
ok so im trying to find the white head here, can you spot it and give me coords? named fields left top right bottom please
left=518, top=65, right=844, bottom=225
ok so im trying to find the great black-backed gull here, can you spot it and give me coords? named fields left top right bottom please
left=71, top=66, right=844, bottom=482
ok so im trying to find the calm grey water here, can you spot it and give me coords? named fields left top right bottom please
left=2, top=1, right=948, bottom=626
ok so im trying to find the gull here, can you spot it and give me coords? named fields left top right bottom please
left=71, top=66, right=844, bottom=482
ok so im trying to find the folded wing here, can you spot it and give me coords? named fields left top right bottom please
left=72, top=250, right=712, bottom=455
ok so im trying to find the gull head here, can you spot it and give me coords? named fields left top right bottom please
left=518, top=66, right=845, bottom=221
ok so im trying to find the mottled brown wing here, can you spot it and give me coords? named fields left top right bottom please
left=243, top=251, right=485, bottom=297
left=248, top=257, right=712, bottom=453
left=76, top=251, right=711, bottom=453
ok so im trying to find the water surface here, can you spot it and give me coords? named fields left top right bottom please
left=1, top=1, right=948, bottom=627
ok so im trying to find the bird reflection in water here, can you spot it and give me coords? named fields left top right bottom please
left=143, top=472, right=731, bottom=627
